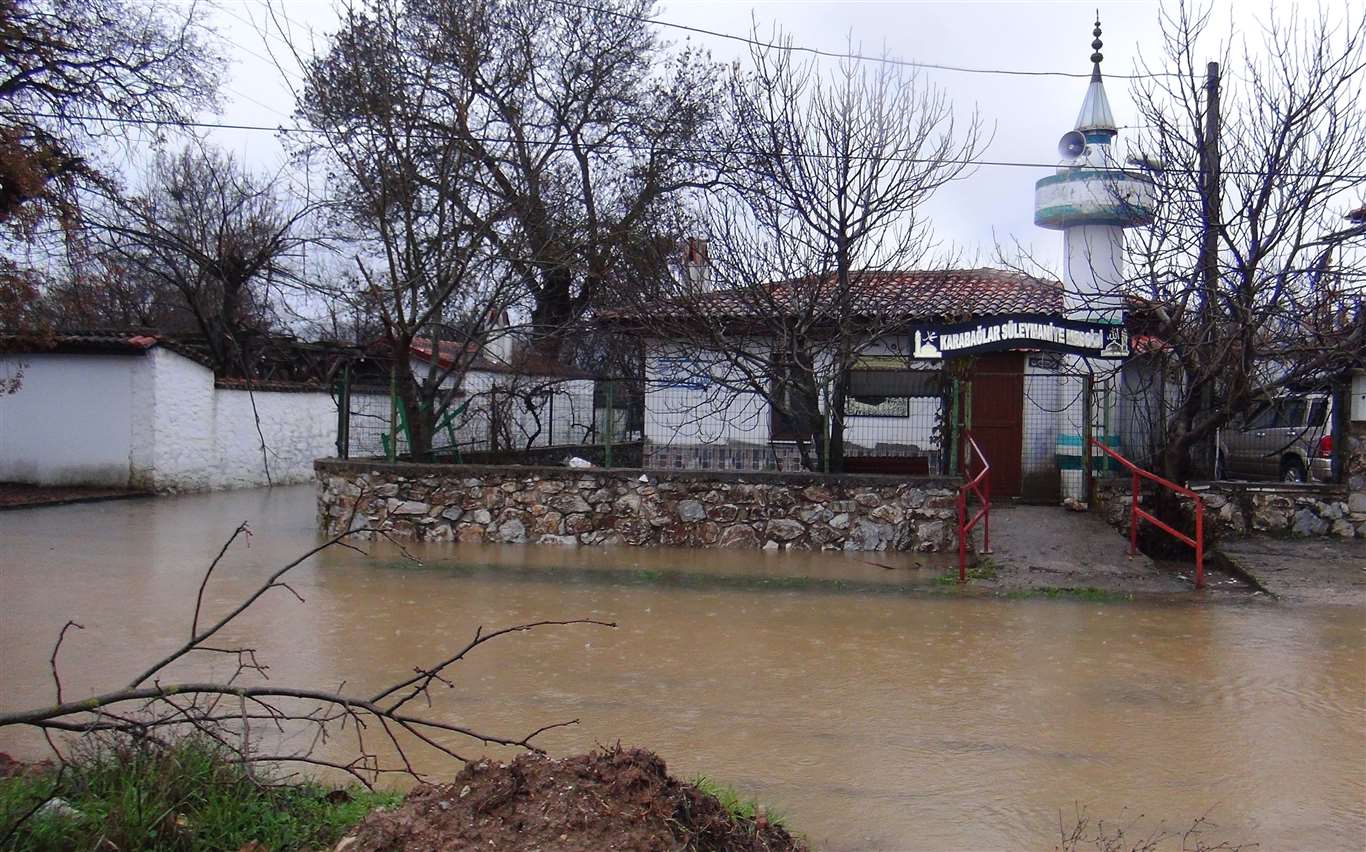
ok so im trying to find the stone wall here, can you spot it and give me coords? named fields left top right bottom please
left=1347, top=420, right=1366, bottom=496
left=1093, top=477, right=1363, bottom=541
left=315, top=459, right=963, bottom=552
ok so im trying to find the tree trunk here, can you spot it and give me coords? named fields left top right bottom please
left=219, top=273, right=245, bottom=374
left=530, top=266, right=575, bottom=359
left=827, top=370, right=849, bottom=474
left=385, top=334, right=434, bottom=461
left=1160, top=438, right=1190, bottom=484
left=791, top=374, right=824, bottom=472
left=395, top=369, right=434, bottom=460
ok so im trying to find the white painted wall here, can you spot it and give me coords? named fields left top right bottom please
left=0, top=353, right=140, bottom=486
left=145, top=347, right=216, bottom=490
left=422, top=368, right=598, bottom=453
left=1352, top=372, right=1365, bottom=422
left=212, top=388, right=344, bottom=489
left=645, top=341, right=772, bottom=447
left=2, top=347, right=392, bottom=492
left=644, top=336, right=943, bottom=454
left=843, top=335, right=939, bottom=454
left=643, top=335, right=1107, bottom=490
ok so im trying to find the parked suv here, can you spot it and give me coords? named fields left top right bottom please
left=1216, top=393, right=1334, bottom=482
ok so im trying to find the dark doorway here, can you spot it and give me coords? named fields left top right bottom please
left=965, top=354, right=1025, bottom=497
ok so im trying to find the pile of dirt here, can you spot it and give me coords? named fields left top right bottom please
left=339, top=746, right=806, bottom=851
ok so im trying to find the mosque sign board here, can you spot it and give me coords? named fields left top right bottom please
left=912, top=314, right=1129, bottom=360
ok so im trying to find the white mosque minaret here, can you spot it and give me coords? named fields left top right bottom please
left=1034, top=17, right=1155, bottom=498
left=1034, top=16, right=1153, bottom=322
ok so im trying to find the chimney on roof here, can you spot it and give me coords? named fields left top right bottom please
left=684, top=237, right=711, bottom=291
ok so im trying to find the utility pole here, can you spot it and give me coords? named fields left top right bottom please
left=1196, top=61, right=1221, bottom=476
left=1199, top=62, right=1221, bottom=302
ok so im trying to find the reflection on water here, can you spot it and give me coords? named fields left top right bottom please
left=2, top=486, right=1363, bottom=850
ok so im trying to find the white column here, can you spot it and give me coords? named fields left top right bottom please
left=1063, top=224, right=1124, bottom=319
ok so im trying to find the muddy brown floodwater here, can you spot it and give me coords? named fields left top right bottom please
left=2, top=486, right=1363, bottom=850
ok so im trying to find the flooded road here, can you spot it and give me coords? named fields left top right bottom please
left=2, top=486, right=1363, bottom=850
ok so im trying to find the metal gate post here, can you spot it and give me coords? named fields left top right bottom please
left=1083, top=373, right=1094, bottom=503
left=387, top=362, right=398, bottom=463
left=1129, top=470, right=1139, bottom=556
left=604, top=380, right=615, bottom=468
left=489, top=387, right=499, bottom=452
left=1332, top=381, right=1349, bottom=483
left=982, top=470, right=991, bottom=554
left=336, top=363, right=351, bottom=460
left=948, top=379, right=960, bottom=477
left=1194, top=506, right=1205, bottom=589
left=957, top=486, right=967, bottom=582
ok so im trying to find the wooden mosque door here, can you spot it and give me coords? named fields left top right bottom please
left=965, top=354, right=1024, bottom=498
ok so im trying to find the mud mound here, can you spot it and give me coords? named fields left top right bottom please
left=341, top=746, right=805, bottom=851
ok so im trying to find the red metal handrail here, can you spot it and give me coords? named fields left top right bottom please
left=1088, top=439, right=1205, bottom=589
left=956, top=430, right=991, bottom=582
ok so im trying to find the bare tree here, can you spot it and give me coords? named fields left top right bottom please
left=627, top=32, right=983, bottom=472
left=31, top=252, right=177, bottom=329
left=288, top=0, right=714, bottom=457
left=1120, top=0, right=1366, bottom=481
left=291, top=0, right=528, bottom=460
left=292, top=0, right=723, bottom=363
left=61, top=146, right=311, bottom=375
left=0, top=0, right=222, bottom=335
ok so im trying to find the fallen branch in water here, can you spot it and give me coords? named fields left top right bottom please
left=1056, top=803, right=1250, bottom=852
left=0, top=501, right=617, bottom=789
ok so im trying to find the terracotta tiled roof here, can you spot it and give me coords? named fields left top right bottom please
left=0, top=330, right=152, bottom=351
left=641, top=267, right=1063, bottom=322
left=409, top=337, right=479, bottom=367
left=0, top=329, right=216, bottom=366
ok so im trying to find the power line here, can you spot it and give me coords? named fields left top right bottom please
left=199, top=0, right=1173, bottom=81
left=11, top=109, right=1366, bottom=182
left=544, top=0, right=1181, bottom=80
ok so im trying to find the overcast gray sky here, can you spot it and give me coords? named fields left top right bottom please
left=194, top=0, right=1352, bottom=277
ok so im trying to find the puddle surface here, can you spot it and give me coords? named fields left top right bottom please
left=2, top=486, right=1363, bottom=850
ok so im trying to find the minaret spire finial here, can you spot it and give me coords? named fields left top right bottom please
left=1073, top=12, right=1116, bottom=133
left=1090, top=14, right=1104, bottom=79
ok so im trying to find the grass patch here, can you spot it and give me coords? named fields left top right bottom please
left=1004, top=586, right=1134, bottom=602
left=967, top=558, right=998, bottom=581
left=689, top=775, right=785, bottom=828
left=933, top=558, right=998, bottom=586
left=0, top=737, right=400, bottom=851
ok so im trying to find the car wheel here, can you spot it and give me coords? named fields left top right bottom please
left=1280, top=458, right=1307, bottom=483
